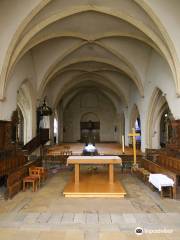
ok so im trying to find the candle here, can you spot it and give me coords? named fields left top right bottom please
left=122, top=135, right=125, bottom=153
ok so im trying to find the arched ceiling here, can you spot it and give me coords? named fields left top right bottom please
left=0, top=0, right=179, bottom=102
left=43, top=64, right=132, bottom=108
left=59, top=84, right=120, bottom=114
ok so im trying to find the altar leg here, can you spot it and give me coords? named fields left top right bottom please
left=75, top=164, right=80, bottom=184
left=109, top=164, right=114, bottom=184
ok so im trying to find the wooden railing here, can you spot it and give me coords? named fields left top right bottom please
left=23, top=129, right=49, bottom=154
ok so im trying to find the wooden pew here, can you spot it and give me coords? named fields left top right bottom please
left=157, top=154, right=180, bottom=176
left=44, top=151, right=73, bottom=167
left=141, top=158, right=177, bottom=199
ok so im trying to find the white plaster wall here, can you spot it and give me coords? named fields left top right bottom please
left=63, top=91, right=119, bottom=142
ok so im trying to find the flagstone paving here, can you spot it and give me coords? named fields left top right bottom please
left=0, top=172, right=180, bottom=239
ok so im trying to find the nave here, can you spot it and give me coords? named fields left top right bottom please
left=0, top=167, right=180, bottom=240
left=1, top=0, right=180, bottom=239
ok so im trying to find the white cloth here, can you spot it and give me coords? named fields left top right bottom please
left=67, top=155, right=121, bottom=161
left=84, top=144, right=96, bottom=152
left=149, top=173, right=174, bottom=191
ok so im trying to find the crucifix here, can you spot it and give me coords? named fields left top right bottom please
left=128, top=128, right=140, bottom=165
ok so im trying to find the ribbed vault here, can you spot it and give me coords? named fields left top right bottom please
left=0, top=0, right=180, bottom=101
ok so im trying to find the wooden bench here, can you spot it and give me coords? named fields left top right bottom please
left=141, top=158, right=177, bottom=198
left=44, top=151, right=73, bottom=168
left=149, top=173, right=174, bottom=198
left=157, top=154, right=180, bottom=175
left=161, top=186, right=173, bottom=198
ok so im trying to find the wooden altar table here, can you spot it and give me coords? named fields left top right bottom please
left=67, top=155, right=122, bottom=184
left=64, top=155, right=125, bottom=198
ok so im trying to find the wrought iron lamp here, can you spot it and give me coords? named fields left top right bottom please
left=37, top=98, right=52, bottom=116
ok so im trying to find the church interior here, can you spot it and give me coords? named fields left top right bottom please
left=0, top=0, right=180, bottom=239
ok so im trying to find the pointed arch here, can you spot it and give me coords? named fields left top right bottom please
left=130, top=104, right=140, bottom=131
left=17, top=80, right=36, bottom=143
left=146, top=87, right=171, bottom=148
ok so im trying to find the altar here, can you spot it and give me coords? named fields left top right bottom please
left=63, top=155, right=126, bottom=198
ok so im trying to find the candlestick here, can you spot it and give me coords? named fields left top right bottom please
left=122, top=135, right=125, bottom=154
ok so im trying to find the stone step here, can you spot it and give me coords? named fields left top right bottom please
left=0, top=212, right=179, bottom=231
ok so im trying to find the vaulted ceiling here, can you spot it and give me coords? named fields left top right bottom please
left=1, top=0, right=179, bottom=106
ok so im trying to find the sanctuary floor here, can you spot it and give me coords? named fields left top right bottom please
left=47, top=143, right=142, bottom=156
left=0, top=168, right=180, bottom=240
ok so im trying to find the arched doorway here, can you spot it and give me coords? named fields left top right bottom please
left=80, top=112, right=100, bottom=143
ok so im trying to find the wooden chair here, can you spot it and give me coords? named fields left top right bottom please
left=29, top=167, right=42, bottom=187
left=33, top=166, right=48, bottom=182
left=23, top=176, right=39, bottom=192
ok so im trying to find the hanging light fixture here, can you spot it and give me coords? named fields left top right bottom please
left=37, top=97, right=52, bottom=116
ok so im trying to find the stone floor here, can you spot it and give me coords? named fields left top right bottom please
left=0, top=169, right=180, bottom=239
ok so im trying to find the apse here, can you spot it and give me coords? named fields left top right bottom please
left=57, top=86, right=123, bottom=143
